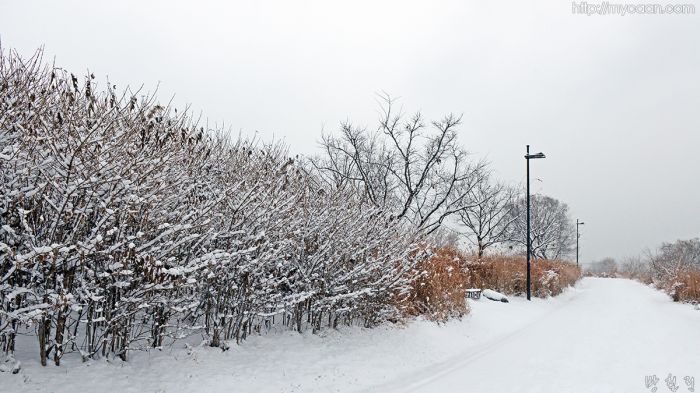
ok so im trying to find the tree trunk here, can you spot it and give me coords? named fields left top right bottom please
left=38, top=316, right=51, bottom=367
left=54, top=310, right=66, bottom=366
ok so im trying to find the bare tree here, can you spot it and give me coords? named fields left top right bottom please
left=647, top=238, right=700, bottom=280
left=587, top=257, right=618, bottom=276
left=618, top=255, right=650, bottom=280
left=312, top=94, right=486, bottom=235
left=458, top=179, right=518, bottom=258
left=506, top=194, right=575, bottom=260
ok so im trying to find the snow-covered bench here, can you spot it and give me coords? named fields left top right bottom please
left=482, top=289, right=509, bottom=303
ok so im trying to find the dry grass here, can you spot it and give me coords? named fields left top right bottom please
left=466, top=256, right=581, bottom=298
left=402, top=247, right=470, bottom=322
left=399, top=251, right=581, bottom=322
left=659, top=267, right=700, bottom=303
left=606, top=262, right=697, bottom=303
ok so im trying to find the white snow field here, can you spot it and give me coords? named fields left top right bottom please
left=2, top=278, right=699, bottom=393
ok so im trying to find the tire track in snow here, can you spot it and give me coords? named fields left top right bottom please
left=367, top=288, right=582, bottom=393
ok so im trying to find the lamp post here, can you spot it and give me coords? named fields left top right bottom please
left=576, top=219, right=585, bottom=267
left=525, top=145, right=545, bottom=301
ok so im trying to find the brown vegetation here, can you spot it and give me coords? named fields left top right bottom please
left=657, top=267, right=700, bottom=303
left=466, top=256, right=581, bottom=298
left=401, top=250, right=581, bottom=322
left=621, top=266, right=700, bottom=303
left=615, top=239, right=700, bottom=303
left=674, top=268, right=700, bottom=302
left=402, top=247, right=470, bottom=322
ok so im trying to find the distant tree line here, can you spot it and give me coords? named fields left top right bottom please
left=589, top=239, right=700, bottom=302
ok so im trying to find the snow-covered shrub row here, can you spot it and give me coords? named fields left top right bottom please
left=0, top=50, right=422, bottom=365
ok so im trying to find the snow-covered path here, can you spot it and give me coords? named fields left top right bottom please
left=379, top=278, right=700, bottom=393
left=3, top=278, right=699, bottom=393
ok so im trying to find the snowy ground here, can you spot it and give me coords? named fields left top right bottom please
left=2, top=278, right=699, bottom=393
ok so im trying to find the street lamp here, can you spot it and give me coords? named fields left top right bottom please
left=576, top=219, right=585, bottom=267
left=525, top=145, right=545, bottom=301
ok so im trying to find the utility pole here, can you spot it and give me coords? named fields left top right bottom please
left=525, top=145, right=545, bottom=301
left=576, top=219, right=585, bottom=267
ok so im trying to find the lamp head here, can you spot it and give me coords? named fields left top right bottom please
left=525, top=152, right=546, bottom=159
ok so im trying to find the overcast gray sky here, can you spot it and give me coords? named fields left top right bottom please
left=2, top=0, right=698, bottom=263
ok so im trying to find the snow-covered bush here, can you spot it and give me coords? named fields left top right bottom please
left=0, top=48, right=423, bottom=365
left=645, top=239, right=700, bottom=303
left=401, top=246, right=469, bottom=322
